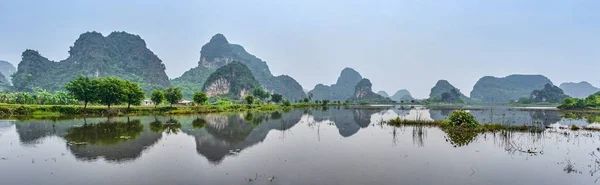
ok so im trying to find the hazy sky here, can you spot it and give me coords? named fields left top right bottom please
left=1, top=0, right=598, bottom=98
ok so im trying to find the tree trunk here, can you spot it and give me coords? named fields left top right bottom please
left=128, top=102, right=131, bottom=110
left=108, top=103, right=111, bottom=110
left=84, top=101, right=88, bottom=112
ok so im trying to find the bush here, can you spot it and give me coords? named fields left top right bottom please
left=283, top=100, right=291, bottom=107
left=448, top=110, right=479, bottom=127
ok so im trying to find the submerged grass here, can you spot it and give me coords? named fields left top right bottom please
left=384, top=117, right=546, bottom=133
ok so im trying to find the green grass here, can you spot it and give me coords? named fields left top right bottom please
left=0, top=102, right=327, bottom=118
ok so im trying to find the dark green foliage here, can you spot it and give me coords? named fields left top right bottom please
left=122, top=80, right=145, bottom=109
left=165, top=86, right=183, bottom=106
left=12, top=32, right=170, bottom=93
left=192, top=118, right=207, bottom=129
left=309, top=68, right=362, bottom=101
left=65, top=75, right=99, bottom=109
left=150, top=90, right=165, bottom=108
left=470, top=75, right=552, bottom=103
left=559, top=92, right=600, bottom=109
left=347, top=78, right=394, bottom=103
left=171, top=66, right=215, bottom=99
left=559, top=81, right=600, bottom=98
left=448, top=110, right=479, bottom=127
left=97, top=77, right=127, bottom=109
left=271, top=93, right=283, bottom=103
left=193, top=92, right=208, bottom=105
left=283, top=100, right=291, bottom=107
left=253, top=87, right=270, bottom=100
left=245, top=95, right=254, bottom=104
left=519, top=83, right=569, bottom=104
left=202, top=61, right=259, bottom=99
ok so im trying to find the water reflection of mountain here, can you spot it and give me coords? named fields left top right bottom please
left=180, top=110, right=303, bottom=164
left=311, top=108, right=380, bottom=137
left=13, top=118, right=162, bottom=162
left=429, top=107, right=561, bottom=126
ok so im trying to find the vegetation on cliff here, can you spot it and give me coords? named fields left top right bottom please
left=11, top=31, right=170, bottom=93
left=470, top=75, right=552, bottom=103
left=428, top=80, right=467, bottom=103
left=347, top=78, right=393, bottom=104
left=173, top=34, right=305, bottom=100
left=309, top=67, right=363, bottom=101
left=202, top=61, right=259, bottom=99
left=518, top=83, right=569, bottom=104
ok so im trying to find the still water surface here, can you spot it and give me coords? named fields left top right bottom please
left=1, top=106, right=600, bottom=185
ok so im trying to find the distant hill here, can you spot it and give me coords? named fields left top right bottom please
left=390, top=89, right=414, bottom=102
left=376, top=91, right=389, bottom=97
left=11, top=31, right=170, bottom=92
left=309, top=68, right=362, bottom=101
left=202, top=61, right=259, bottom=99
left=0, top=60, right=16, bottom=84
left=172, top=34, right=305, bottom=100
left=348, top=78, right=393, bottom=103
left=0, top=72, right=9, bottom=88
left=429, top=80, right=468, bottom=103
left=529, top=83, right=569, bottom=103
left=470, top=74, right=552, bottom=103
left=559, top=81, right=599, bottom=98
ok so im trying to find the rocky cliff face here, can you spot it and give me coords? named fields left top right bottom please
left=174, top=34, right=305, bottom=100
left=309, top=68, right=363, bottom=101
left=559, top=81, right=600, bottom=98
left=202, top=61, right=259, bottom=99
left=0, top=60, right=16, bottom=84
left=470, top=74, right=552, bottom=103
left=12, top=31, right=170, bottom=92
left=348, top=78, right=393, bottom=103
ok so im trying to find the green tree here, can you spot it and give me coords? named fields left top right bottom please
left=97, top=77, right=126, bottom=109
left=271, top=93, right=283, bottom=103
left=150, top=90, right=165, bottom=108
left=65, top=75, right=99, bottom=110
left=165, top=86, right=183, bottom=107
left=245, top=95, right=255, bottom=104
left=253, top=87, right=270, bottom=100
left=122, top=80, right=145, bottom=109
left=193, top=91, right=208, bottom=106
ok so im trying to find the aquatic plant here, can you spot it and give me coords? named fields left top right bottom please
left=448, top=110, right=479, bottom=127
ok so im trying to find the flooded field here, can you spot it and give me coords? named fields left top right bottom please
left=1, top=106, right=600, bottom=185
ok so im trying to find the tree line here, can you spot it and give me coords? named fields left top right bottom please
left=66, top=75, right=184, bottom=110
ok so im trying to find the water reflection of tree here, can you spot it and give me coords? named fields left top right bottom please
left=443, top=129, right=479, bottom=147
left=64, top=118, right=163, bottom=162
left=149, top=117, right=182, bottom=134
left=64, top=120, right=143, bottom=145
left=192, top=118, right=207, bottom=129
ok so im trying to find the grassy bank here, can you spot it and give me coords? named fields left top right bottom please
left=0, top=103, right=325, bottom=118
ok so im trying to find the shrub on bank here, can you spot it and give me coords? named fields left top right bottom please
left=448, top=110, right=479, bottom=127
